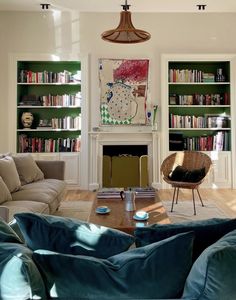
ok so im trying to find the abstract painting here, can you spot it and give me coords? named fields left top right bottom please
left=99, top=58, right=149, bottom=125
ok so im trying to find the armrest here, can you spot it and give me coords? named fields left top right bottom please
left=0, top=206, right=9, bottom=222
left=35, top=160, right=65, bottom=180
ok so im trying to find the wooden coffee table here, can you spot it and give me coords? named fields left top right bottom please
left=88, top=193, right=170, bottom=234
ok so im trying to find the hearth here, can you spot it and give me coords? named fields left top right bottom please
left=103, top=145, right=148, bottom=188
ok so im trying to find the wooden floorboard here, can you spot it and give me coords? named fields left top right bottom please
left=65, top=188, right=236, bottom=217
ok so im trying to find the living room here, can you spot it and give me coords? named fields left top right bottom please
left=1, top=1, right=236, bottom=299
left=1, top=1, right=236, bottom=190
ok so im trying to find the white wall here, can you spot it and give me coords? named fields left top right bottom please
left=1, top=11, right=236, bottom=178
left=80, top=12, right=236, bottom=130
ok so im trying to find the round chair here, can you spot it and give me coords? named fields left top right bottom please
left=160, top=151, right=212, bottom=215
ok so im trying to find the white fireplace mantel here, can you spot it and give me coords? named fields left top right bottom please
left=88, top=129, right=161, bottom=191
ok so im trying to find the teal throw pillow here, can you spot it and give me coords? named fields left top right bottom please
left=33, top=231, right=194, bottom=299
left=14, top=213, right=135, bottom=258
left=0, top=218, right=23, bottom=244
left=134, top=218, right=236, bottom=261
left=0, top=242, right=46, bottom=300
left=182, top=229, right=236, bottom=300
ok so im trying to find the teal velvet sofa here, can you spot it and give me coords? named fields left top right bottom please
left=1, top=214, right=236, bottom=300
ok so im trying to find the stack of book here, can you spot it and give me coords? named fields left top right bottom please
left=97, top=188, right=123, bottom=199
left=97, top=187, right=156, bottom=199
left=131, top=187, right=156, bottom=198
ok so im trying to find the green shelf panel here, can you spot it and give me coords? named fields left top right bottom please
left=17, top=108, right=81, bottom=129
left=169, top=106, right=230, bottom=116
left=17, top=131, right=80, bottom=139
left=17, top=61, right=81, bottom=74
left=168, top=61, right=230, bottom=81
left=169, top=84, right=230, bottom=95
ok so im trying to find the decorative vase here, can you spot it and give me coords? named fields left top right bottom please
left=21, top=112, right=34, bottom=128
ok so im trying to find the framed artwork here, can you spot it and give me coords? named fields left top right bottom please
left=99, top=58, right=149, bottom=125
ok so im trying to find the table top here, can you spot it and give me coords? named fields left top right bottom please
left=88, top=193, right=170, bottom=234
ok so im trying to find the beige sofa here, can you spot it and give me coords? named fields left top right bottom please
left=0, top=154, right=66, bottom=222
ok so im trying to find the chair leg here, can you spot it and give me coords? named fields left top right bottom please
left=175, top=188, right=179, bottom=204
left=171, top=188, right=176, bottom=212
left=192, top=189, right=196, bottom=215
left=196, top=189, right=204, bottom=207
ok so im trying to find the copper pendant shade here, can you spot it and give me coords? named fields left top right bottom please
left=101, top=1, right=151, bottom=44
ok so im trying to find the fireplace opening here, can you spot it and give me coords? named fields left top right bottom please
left=102, top=145, right=149, bottom=188
left=103, top=145, right=147, bottom=157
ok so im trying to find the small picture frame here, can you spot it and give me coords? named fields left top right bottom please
left=169, top=94, right=177, bottom=105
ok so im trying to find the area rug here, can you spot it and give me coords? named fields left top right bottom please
left=162, top=200, right=227, bottom=223
left=54, top=200, right=93, bottom=221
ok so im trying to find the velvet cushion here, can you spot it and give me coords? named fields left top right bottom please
left=182, top=229, right=236, bottom=300
left=14, top=213, right=135, bottom=258
left=169, top=165, right=205, bottom=182
left=0, top=218, right=23, bottom=244
left=0, top=156, right=21, bottom=192
left=0, top=242, right=46, bottom=300
left=13, top=153, right=44, bottom=185
left=134, top=218, right=236, bottom=261
left=0, top=176, right=12, bottom=204
left=33, top=231, right=194, bottom=299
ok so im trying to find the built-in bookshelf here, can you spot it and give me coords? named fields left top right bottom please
left=161, top=54, right=236, bottom=188
left=168, top=61, right=231, bottom=152
left=17, top=61, right=82, bottom=153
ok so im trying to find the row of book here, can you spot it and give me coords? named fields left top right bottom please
left=97, top=187, right=156, bottom=199
left=18, top=135, right=81, bottom=153
left=169, top=114, right=230, bottom=129
left=18, top=70, right=81, bottom=84
left=37, top=116, right=81, bottom=130
left=178, top=131, right=230, bottom=151
left=169, top=69, right=226, bottom=83
left=39, top=93, right=81, bottom=107
left=169, top=93, right=229, bottom=106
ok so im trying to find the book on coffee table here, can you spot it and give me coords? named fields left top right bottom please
left=97, top=188, right=123, bottom=199
left=97, top=187, right=156, bottom=199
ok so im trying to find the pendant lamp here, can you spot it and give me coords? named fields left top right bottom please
left=101, top=0, right=151, bottom=44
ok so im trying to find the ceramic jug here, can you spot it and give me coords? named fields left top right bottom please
left=120, top=190, right=136, bottom=212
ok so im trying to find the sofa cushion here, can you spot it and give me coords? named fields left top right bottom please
left=0, top=156, right=21, bottom=192
left=134, top=218, right=236, bottom=261
left=33, top=231, right=194, bottom=299
left=14, top=213, right=135, bottom=259
left=182, top=229, right=236, bottom=300
left=4, top=200, right=49, bottom=222
left=0, top=242, right=46, bottom=300
left=0, top=218, right=23, bottom=243
left=0, top=176, right=12, bottom=204
left=13, top=153, right=44, bottom=185
left=11, top=179, right=66, bottom=213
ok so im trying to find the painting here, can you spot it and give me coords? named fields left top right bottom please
left=99, top=58, right=149, bottom=125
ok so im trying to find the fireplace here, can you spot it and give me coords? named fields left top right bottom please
left=103, top=145, right=148, bottom=188
left=89, top=130, right=160, bottom=190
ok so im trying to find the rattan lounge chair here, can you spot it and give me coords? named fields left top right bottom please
left=161, top=151, right=212, bottom=215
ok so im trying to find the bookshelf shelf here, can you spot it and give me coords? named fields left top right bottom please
left=169, top=128, right=231, bottom=131
left=168, top=82, right=230, bottom=85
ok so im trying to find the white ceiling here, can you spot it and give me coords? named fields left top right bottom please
left=0, top=0, right=236, bottom=13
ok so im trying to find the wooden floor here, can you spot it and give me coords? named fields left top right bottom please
left=65, top=188, right=236, bottom=218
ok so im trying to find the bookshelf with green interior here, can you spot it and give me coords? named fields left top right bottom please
left=168, top=60, right=231, bottom=152
left=17, top=61, right=81, bottom=153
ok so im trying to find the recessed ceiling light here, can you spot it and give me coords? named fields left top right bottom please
left=40, top=4, right=50, bottom=10
left=196, top=4, right=207, bottom=11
